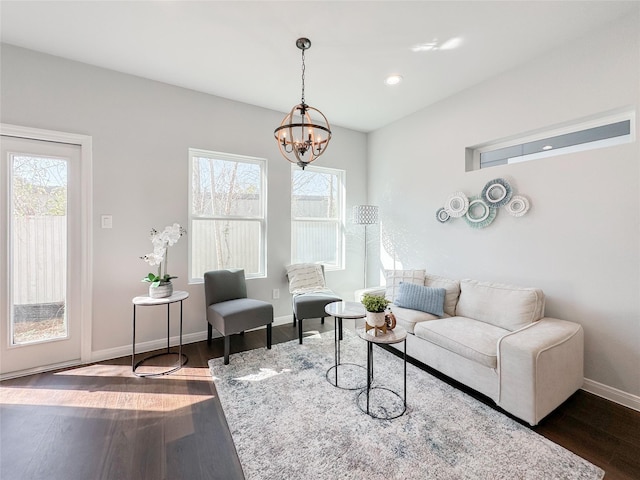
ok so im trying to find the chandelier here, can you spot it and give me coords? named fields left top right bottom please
left=274, top=37, right=332, bottom=170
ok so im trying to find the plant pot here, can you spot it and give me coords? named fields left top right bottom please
left=149, top=281, right=173, bottom=299
left=366, top=311, right=386, bottom=328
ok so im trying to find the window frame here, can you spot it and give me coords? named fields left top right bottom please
left=290, top=164, right=346, bottom=271
left=188, top=148, right=267, bottom=282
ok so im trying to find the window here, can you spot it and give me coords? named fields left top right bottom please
left=10, top=154, right=69, bottom=344
left=466, top=110, right=635, bottom=171
left=189, top=149, right=266, bottom=281
left=291, top=165, right=345, bottom=269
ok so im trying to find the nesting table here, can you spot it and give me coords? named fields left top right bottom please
left=324, top=301, right=367, bottom=390
left=131, top=290, right=189, bottom=377
left=357, top=325, right=408, bottom=419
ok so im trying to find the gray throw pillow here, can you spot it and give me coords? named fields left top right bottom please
left=395, top=282, right=446, bottom=317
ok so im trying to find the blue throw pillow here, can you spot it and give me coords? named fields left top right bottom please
left=395, top=282, right=446, bottom=317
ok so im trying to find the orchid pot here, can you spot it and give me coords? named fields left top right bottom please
left=149, top=281, right=173, bottom=299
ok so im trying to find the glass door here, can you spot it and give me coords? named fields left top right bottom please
left=1, top=135, right=83, bottom=375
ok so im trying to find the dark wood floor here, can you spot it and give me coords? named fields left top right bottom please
left=1, top=321, right=639, bottom=480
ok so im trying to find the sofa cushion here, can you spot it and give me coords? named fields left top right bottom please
left=389, top=305, right=442, bottom=334
left=456, top=279, right=545, bottom=331
left=395, top=282, right=445, bottom=316
left=384, top=269, right=425, bottom=302
left=424, top=273, right=460, bottom=317
left=414, top=317, right=509, bottom=369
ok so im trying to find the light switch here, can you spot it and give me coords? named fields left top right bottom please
left=101, top=215, right=113, bottom=229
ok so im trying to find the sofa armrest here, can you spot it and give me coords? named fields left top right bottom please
left=354, top=286, right=386, bottom=301
left=497, top=317, right=584, bottom=426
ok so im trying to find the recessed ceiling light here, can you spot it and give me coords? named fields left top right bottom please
left=542, top=145, right=554, bottom=151
left=384, top=75, right=403, bottom=86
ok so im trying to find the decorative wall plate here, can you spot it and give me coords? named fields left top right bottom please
left=436, top=208, right=450, bottom=223
left=481, top=178, right=512, bottom=208
left=505, top=195, right=530, bottom=217
left=444, top=191, right=469, bottom=218
left=464, top=196, right=497, bottom=229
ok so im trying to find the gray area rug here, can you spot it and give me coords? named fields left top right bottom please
left=209, top=329, right=604, bottom=480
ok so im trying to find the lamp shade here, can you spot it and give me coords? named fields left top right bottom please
left=353, top=205, right=379, bottom=225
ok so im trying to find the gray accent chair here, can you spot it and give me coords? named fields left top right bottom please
left=287, top=265, right=342, bottom=344
left=205, top=269, right=273, bottom=365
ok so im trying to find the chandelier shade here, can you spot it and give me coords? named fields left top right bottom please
left=274, top=38, right=332, bottom=170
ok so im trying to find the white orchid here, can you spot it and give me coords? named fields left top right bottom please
left=141, top=252, right=164, bottom=267
left=163, top=223, right=184, bottom=246
left=140, top=223, right=186, bottom=286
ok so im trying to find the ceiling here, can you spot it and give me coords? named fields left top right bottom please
left=1, top=1, right=637, bottom=132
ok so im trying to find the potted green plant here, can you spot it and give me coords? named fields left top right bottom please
left=361, top=293, right=390, bottom=328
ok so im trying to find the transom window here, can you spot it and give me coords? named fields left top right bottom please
left=291, top=165, right=345, bottom=269
left=189, top=149, right=266, bottom=281
left=466, top=110, right=635, bottom=171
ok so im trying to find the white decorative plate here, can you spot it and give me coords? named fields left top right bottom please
left=505, top=195, right=530, bottom=217
left=444, top=192, right=469, bottom=218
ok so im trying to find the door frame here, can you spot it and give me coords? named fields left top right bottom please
left=0, top=123, right=92, bottom=378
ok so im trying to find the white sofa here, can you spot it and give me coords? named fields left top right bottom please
left=357, top=272, right=584, bottom=426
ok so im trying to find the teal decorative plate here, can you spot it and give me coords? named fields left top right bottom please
left=481, top=178, right=512, bottom=208
left=436, top=208, right=450, bottom=223
left=464, top=196, right=497, bottom=229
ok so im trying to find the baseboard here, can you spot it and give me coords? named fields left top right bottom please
left=0, top=359, right=82, bottom=381
left=90, top=315, right=294, bottom=363
left=90, top=330, right=209, bottom=363
left=273, top=314, right=293, bottom=327
left=21, top=320, right=640, bottom=416
left=582, top=377, right=640, bottom=412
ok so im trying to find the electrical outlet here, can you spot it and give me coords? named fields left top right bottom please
left=272, top=289, right=280, bottom=299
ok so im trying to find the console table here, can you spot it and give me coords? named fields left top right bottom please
left=132, top=290, right=189, bottom=377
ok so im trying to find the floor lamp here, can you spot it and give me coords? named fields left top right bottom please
left=353, top=205, right=379, bottom=288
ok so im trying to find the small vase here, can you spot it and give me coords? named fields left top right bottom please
left=149, top=281, right=173, bottom=299
left=366, top=311, right=386, bottom=328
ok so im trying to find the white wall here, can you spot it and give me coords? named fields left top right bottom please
left=368, top=12, right=640, bottom=400
left=0, top=45, right=368, bottom=358
left=2, top=11, right=638, bottom=404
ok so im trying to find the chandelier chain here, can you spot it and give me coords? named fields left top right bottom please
left=300, top=48, right=306, bottom=105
